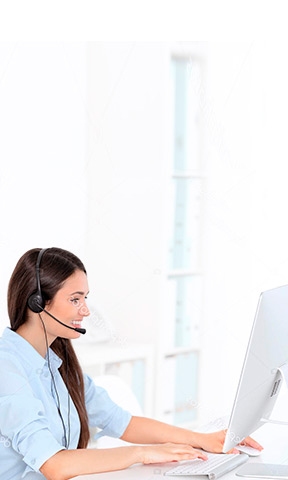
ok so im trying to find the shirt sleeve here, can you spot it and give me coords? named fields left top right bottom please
left=83, top=373, right=132, bottom=441
left=0, top=353, right=65, bottom=478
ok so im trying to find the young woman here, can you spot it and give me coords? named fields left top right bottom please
left=0, top=247, right=262, bottom=480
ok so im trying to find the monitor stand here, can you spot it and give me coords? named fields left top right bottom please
left=261, top=363, right=288, bottom=426
left=237, top=363, right=288, bottom=478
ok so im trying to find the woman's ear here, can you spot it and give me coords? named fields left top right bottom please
left=43, top=298, right=52, bottom=310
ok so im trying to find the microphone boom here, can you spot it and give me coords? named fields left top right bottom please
left=41, top=307, right=86, bottom=334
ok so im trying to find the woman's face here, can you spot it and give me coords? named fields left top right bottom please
left=43, top=269, right=90, bottom=339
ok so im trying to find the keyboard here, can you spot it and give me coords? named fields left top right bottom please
left=164, top=451, right=249, bottom=479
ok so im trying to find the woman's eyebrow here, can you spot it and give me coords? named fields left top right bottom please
left=70, top=291, right=89, bottom=295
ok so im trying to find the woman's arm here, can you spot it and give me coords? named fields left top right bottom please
left=120, top=416, right=263, bottom=454
left=40, top=446, right=141, bottom=480
left=120, top=415, right=202, bottom=447
left=40, top=442, right=208, bottom=480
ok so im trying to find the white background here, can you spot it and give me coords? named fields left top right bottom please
left=1, top=35, right=288, bottom=424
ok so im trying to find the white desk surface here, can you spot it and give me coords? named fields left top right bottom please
left=71, top=422, right=288, bottom=480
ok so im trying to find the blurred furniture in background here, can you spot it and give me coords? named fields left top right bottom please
left=75, top=341, right=154, bottom=417
left=88, top=374, right=143, bottom=449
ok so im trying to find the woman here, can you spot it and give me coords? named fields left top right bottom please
left=0, top=247, right=262, bottom=480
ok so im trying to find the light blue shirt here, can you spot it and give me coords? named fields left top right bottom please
left=0, top=327, right=132, bottom=480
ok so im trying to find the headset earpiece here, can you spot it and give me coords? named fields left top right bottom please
left=27, top=293, right=44, bottom=313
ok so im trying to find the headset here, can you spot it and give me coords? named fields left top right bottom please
left=27, top=248, right=86, bottom=448
left=27, top=248, right=86, bottom=334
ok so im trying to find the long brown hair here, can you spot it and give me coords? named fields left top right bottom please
left=7, top=247, right=90, bottom=449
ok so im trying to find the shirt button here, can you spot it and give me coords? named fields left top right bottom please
left=31, top=459, right=36, bottom=465
left=43, top=372, right=49, bottom=378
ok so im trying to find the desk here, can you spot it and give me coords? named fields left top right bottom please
left=70, top=422, right=288, bottom=480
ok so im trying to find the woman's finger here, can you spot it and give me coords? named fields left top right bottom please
left=168, top=444, right=208, bottom=460
left=175, top=451, right=208, bottom=461
left=243, top=436, right=264, bottom=450
left=226, top=448, right=240, bottom=454
left=195, top=451, right=208, bottom=460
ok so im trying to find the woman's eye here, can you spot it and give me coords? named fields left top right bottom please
left=70, top=296, right=88, bottom=304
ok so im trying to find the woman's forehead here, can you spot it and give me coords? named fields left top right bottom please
left=61, top=270, right=89, bottom=294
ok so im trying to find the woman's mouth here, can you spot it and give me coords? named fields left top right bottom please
left=71, top=320, right=82, bottom=326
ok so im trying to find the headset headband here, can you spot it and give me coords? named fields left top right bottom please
left=27, top=248, right=48, bottom=313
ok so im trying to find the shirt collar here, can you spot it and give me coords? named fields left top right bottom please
left=2, top=327, right=63, bottom=371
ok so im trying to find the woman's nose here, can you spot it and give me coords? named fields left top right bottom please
left=79, top=301, right=90, bottom=317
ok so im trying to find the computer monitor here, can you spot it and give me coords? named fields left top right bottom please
left=223, top=284, right=288, bottom=453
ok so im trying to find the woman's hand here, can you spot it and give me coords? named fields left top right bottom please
left=140, top=442, right=208, bottom=464
left=195, top=430, right=264, bottom=454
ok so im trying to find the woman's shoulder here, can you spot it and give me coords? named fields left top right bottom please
left=0, top=340, right=26, bottom=373
left=0, top=346, right=31, bottom=398
left=0, top=328, right=30, bottom=373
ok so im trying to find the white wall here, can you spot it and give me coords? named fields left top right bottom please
left=199, top=41, right=288, bottom=424
left=84, top=41, right=288, bottom=425
left=2, top=41, right=288, bottom=427
left=84, top=42, right=169, bottom=345
left=0, top=42, right=88, bottom=333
